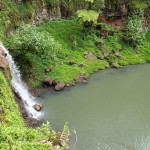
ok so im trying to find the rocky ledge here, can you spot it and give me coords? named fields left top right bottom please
left=43, top=74, right=88, bottom=91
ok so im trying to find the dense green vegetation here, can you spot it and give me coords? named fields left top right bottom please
left=0, top=71, right=70, bottom=149
left=0, top=71, right=52, bottom=149
left=0, top=0, right=150, bottom=149
left=5, top=19, right=150, bottom=87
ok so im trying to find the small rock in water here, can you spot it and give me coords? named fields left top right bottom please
left=34, top=103, right=43, bottom=111
left=55, top=83, right=65, bottom=91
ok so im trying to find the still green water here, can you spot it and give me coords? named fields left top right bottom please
left=39, top=64, right=150, bottom=150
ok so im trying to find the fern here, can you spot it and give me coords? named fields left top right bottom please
left=77, top=9, right=99, bottom=25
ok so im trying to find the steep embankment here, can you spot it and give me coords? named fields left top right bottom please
left=0, top=71, right=53, bottom=149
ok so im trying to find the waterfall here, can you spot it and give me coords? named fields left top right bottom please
left=0, top=44, right=41, bottom=119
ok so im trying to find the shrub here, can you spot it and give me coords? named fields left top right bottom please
left=7, top=24, right=61, bottom=62
left=124, top=9, right=147, bottom=47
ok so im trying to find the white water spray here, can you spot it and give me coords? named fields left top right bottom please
left=0, top=44, right=41, bottom=119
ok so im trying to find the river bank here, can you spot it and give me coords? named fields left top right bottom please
left=5, top=19, right=150, bottom=92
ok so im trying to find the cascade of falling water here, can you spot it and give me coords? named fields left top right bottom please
left=0, top=44, right=41, bottom=118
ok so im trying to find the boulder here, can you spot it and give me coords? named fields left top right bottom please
left=66, top=83, right=75, bottom=87
left=22, top=111, right=28, bottom=118
left=34, top=103, right=43, bottom=111
left=55, top=83, right=65, bottom=91
left=43, top=77, right=53, bottom=86
left=78, top=75, right=88, bottom=83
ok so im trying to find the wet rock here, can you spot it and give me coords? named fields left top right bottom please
left=34, top=103, right=43, bottom=111
left=78, top=75, right=88, bottom=83
left=22, top=111, right=28, bottom=118
left=111, top=62, right=120, bottom=69
left=82, top=79, right=88, bottom=84
left=55, top=83, right=65, bottom=91
left=104, top=50, right=111, bottom=58
left=66, top=83, right=75, bottom=87
left=43, top=77, right=53, bottom=86
left=27, top=117, right=43, bottom=128
left=52, top=80, right=58, bottom=86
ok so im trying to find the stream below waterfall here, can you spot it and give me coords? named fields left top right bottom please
left=39, top=64, right=150, bottom=150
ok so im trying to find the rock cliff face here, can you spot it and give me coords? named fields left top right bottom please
left=0, top=47, right=8, bottom=69
left=0, top=47, right=11, bottom=79
left=33, top=0, right=85, bottom=25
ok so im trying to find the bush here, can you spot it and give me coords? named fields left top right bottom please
left=7, top=24, right=61, bottom=62
left=124, top=9, right=147, bottom=47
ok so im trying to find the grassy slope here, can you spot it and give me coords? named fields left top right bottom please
left=16, top=19, right=150, bottom=87
left=0, top=71, right=52, bottom=149
left=18, top=20, right=109, bottom=87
